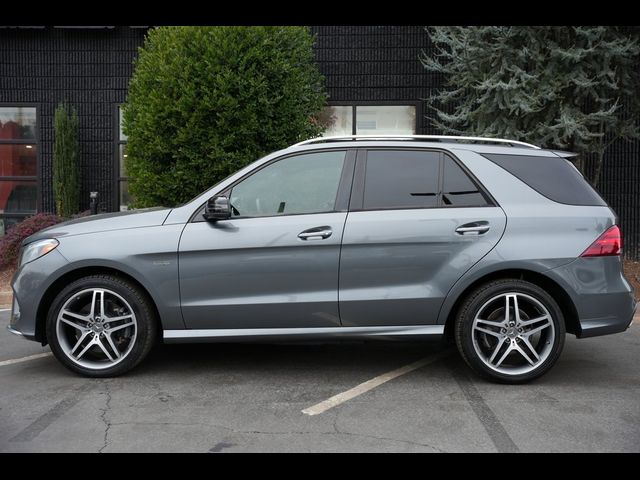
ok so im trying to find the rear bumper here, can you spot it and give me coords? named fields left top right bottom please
left=546, top=256, right=636, bottom=339
left=576, top=297, right=636, bottom=338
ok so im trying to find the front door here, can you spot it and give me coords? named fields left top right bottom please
left=339, top=149, right=506, bottom=327
left=179, top=149, right=355, bottom=330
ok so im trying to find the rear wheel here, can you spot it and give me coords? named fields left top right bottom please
left=46, top=275, right=157, bottom=377
left=455, top=279, right=565, bottom=384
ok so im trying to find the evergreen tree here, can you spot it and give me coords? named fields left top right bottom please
left=53, top=103, right=80, bottom=217
left=421, top=27, right=640, bottom=186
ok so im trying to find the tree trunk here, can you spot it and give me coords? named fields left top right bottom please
left=592, top=150, right=604, bottom=188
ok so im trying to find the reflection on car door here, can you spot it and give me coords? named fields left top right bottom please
left=339, top=149, right=506, bottom=327
left=178, top=149, right=355, bottom=330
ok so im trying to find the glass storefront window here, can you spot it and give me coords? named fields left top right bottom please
left=0, top=106, right=38, bottom=235
left=117, top=107, right=131, bottom=211
left=321, top=104, right=416, bottom=137
left=0, top=107, right=37, bottom=140
left=356, top=105, right=416, bottom=135
left=0, top=144, right=37, bottom=177
left=322, top=106, right=353, bottom=136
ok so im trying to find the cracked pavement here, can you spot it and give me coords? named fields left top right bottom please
left=1, top=310, right=640, bottom=452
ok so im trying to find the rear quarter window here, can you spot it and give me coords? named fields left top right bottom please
left=481, top=153, right=607, bottom=206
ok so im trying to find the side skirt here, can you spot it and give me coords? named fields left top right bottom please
left=163, top=325, right=445, bottom=343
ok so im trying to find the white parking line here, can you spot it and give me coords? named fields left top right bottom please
left=0, top=308, right=11, bottom=312
left=0, top=352, right=52, bottom=367
left=302, top=349, right=452, bottom=416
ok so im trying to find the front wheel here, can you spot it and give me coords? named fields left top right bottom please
left=46, top=274, right=157, bottom=377
left=455, top=279, right=565, bottom=384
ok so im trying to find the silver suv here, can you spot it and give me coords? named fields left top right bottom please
left=7, top=135, right=636, bottom=383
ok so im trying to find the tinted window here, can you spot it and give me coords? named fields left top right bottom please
left=482, top=154, right=606, bottom=206
left=364, top=150, right=440, bottom=209
left=442, top=155, right=490, bottom=207
left=230, top=151, right=345, bottom=217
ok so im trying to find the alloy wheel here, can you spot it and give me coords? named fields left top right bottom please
left=471, top=292, right=555, bottom=376
left=55, top=288, right=138, bottom=370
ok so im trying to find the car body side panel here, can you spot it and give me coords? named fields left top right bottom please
left=178, top=213, right=346, bottom=329
left=52, top=224, right=186, bottom=330
left=339, top=207, right=506, bottom=326
left=437, top=149, right=630, bottom=333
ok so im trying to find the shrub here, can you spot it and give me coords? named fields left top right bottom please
left=53, top=103, right=80, bottom=217
left=0, top=213, right=65, bottom=270
left=122, top=26, right=327, bottom=208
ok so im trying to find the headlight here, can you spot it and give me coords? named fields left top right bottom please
left=20, top=239, right=59, bottom=266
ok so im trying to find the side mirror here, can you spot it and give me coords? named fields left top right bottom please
left=203, top=195, right=232, bottom=222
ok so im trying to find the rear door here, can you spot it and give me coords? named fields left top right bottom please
left=339, top=148, right=506, bottom=327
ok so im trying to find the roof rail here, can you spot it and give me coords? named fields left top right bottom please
left=294, top=134, right=540, bottom=149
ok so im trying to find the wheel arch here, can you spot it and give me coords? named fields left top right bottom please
left=35, top=266, right=162, bottom=345
left=442, top=268, right=580, bottom=340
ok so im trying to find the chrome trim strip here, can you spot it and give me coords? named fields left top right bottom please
left=294, top=135, right=540, bottom=149
left=163, top=325, right=445, bottom=342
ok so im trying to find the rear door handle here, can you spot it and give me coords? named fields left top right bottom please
left=298, top=226, right=333, bottom=240
left=456, top=222, right=490, bottom=235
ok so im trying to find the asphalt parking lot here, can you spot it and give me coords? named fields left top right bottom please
left=1, top=310, right=639, bottom=453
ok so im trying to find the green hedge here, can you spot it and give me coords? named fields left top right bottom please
left=122, top=26, right=327, bottom=208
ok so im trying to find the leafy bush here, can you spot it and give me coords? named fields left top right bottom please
left=53, top=103, right=80, bottom=217
left=0, top=213, right=65, bottom=269
left=122, top=26, right=327, bottom=208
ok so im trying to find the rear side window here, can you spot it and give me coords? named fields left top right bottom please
left=442, top=156, right=489, bottom=207
left=364, top=150, right=440, bottom=209
left=482, top=154, right=607, bottom=206
left=361, top=150, right=491, bottom=210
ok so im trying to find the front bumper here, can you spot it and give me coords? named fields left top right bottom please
left=8, top=248, right=69, bottom=343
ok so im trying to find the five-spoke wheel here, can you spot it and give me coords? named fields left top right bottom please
left=455, top=279, right=565, bottom=384
left=56, top=288, right=138, bottom=369
left=47, top=275, right=157, bottom=377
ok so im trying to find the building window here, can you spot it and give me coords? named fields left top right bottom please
left=117, top=107, right=131, bottom=211
left=0, top=106, right=38, bottom=236
left=323, top=104, right=416, bottom=136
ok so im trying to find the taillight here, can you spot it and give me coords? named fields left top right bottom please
left=581, top=225, right=622, bottom=257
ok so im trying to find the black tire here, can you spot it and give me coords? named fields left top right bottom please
left=46, top=274, right=157, bottom=377
left=454, top=278, right=565, bottom=384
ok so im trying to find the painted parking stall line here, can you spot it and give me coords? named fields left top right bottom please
left=302, top=349, right=453, bottom=416
left=0, top=352, right=52, bottom=367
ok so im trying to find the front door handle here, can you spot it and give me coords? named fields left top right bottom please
left=456, top=222, right=490, bottom=235
left=298, top=226, right=333, bottom=240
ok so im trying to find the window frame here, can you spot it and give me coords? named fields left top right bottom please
left=324, top=101, right=420, bottom=136
left=349, top=147, right=497, bottom=212
left=114, top=105, right=129, bottom=211
left=190, top=148, right=357, bottom=223
left=0, top=102, right=41, bottom=224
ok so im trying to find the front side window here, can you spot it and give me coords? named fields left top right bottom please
left=0, top=106, right=38, bottom=236
left=362, top=150, right=491, bottom=210
left=230, top=151, right=346, bottom=218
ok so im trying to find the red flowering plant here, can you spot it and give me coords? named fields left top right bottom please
left=0, top=213, right=65, bottom=270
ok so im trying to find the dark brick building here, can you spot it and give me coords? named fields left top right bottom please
left=0, top=26, right=638, bottom=257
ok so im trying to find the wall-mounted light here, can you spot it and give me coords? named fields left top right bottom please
left=25, top=145, right=33, bottom=149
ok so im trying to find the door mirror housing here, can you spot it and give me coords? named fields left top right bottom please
left=203, top=195, right=232, bottom=222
